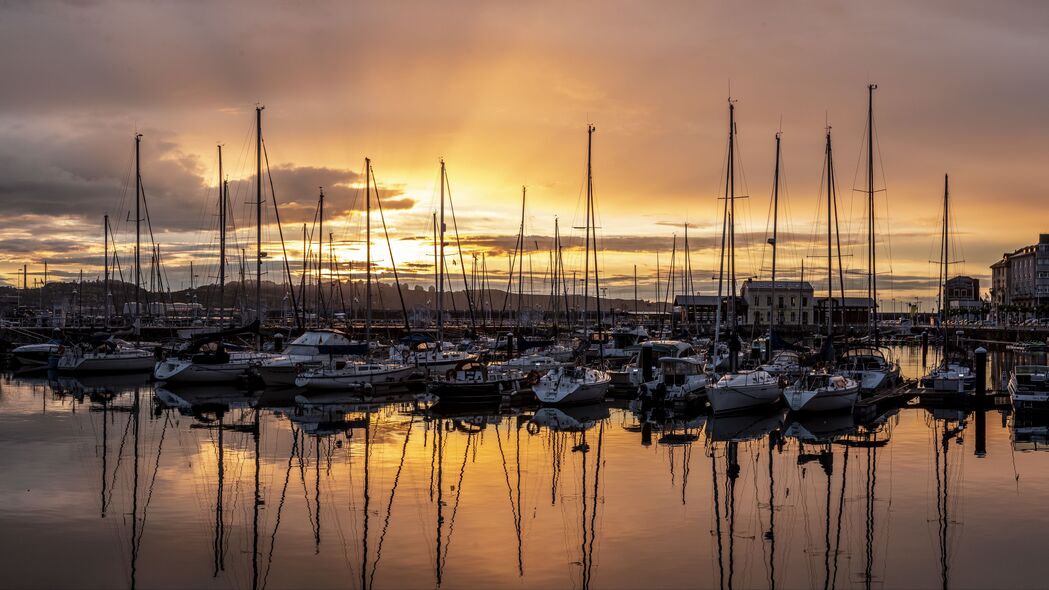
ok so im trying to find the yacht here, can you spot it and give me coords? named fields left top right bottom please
left=920, top=360, right=976, bottom=394
left=12, top=340, right=63, bottom=366
left=783, top=372, right=860, bottom=412
left=1009, top=365, right=1049, bottom=410
left=294, top=360, right=417, bottom=390
left=706, top=370, right=782, bottom=414
left=758, top=350, right=804, bottom=378
left=154, top=342, right=273, bottom=384
left=532, top=366, right=611, bottom=406
left=252, top=329, right=366, bottom=386
left=427, top=361, right=524, bottom=404
left=392, top=342, right=477, bottom=373
left=638, top=356, right=707, bottom=403
left=838, top=346, right=900, bottom=392
left=56, top=339, right=154, bottom=373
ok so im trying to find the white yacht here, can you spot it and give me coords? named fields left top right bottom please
left=502, top=353, right=563, bottom=374
left=639, top=356, right=708, bottom=403
left=392, top=342, right=477, bottom=373
left=12, top=341, right=62, bottom=366
left=1009, top=365, right=1049, bottom=410
left=706, top=370, right=782, bottom=414
left=532, top=366, right=611, bottom=406
left=56, top=340, right=154, bottom=373
left=839, top=346, right=900, bottom=392
left=758, top=350, right=804, bottom=378
left=784, top=372, right=860, bottom=412
left=154, top=342, right=274, bottom=384
left=294, top=360, right=416, bottom=390
left=920, top=360, right=976, bottom=394
left=252, top=329, right=366, bottom=387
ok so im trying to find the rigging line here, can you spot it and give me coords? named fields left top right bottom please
left=442, top=168, right=477, bottom=330
left=371, top=165, right=412, bottom=335
left=262, top=138, right=302, bottom=329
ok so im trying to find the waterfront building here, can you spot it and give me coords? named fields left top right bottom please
left=990, top=234, right=1049, bottom=320
left=739, top=279, right=815, bottom=327
left=673, top=295, right=747, bottom=330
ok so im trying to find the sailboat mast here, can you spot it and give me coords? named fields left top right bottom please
left=770, top=131, right=781, bottom=343
left=583, top=126, right=593, bottom=343
left=255, top=105, right=264, bottom=335
left=940, top=174, right=949, bottom=335
left=730, top=98, right=738, bottom=369
left=728, top=102, right=737, bottom=337
left=826, top=130, right=834, bottom=341
left=318, top=187, right=324, bottom=325
left=365, top=158, right=373, bottom=344
left=134, top=133, right=142, bottom=327
left=437, top=160, right=446, bottom=348
left=103, top=215, right=109, bottom=327
left=218, top=144, right=226, bottom=327
left=516, top=186, right=526, bottom=330
left=590, top=125, right=603, bottom=347
left=867, top=84, right=879, bottom=343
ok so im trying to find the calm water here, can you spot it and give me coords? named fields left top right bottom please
left=2, top=347, right=1049, bottom=590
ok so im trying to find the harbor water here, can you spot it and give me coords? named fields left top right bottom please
left=1, top=346, right=1048, bottom=589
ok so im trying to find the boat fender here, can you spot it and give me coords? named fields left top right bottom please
left=526, top=421, right=541, bottom=436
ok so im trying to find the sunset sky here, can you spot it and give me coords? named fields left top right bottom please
left=2, top=0, right=1047, bottom=309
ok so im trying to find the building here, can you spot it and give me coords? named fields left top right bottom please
left=990, top=234, right=1049, bottom=320
left=739, top=279, right=814, bottom=327
left=814, top=297, right=875, bottom=328
left=945, top=275, right=984, bottom=319
left=673, top=295, right=746, bottom=329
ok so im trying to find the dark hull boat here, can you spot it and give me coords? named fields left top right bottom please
left=426, top=361, right=525, bottom=404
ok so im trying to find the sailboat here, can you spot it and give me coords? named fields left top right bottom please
left=280, top=159, right=414, bottom=390
left=784, top=127, right=860, bottom=413
left=533, top=125, right=611, bottom=406
left=706, top=100, right=782, bottom=414
left=154, top=109, right=277, bottom=383
left=58, top=136, right=155, bottom=374
left=839, top=84, right=901, bottom=393
left=920, top=174, right=976, bottom=393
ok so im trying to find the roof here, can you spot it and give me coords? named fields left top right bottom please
left=673, top=295, right=742, bottom=306
left=741, top=280, right=813, bottom=292
left=815, top=296, right=876, bottom=308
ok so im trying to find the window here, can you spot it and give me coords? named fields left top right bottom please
left=754, top=312, right=761, bottom=323
left=766, top=311, right=771, bottom=321
left=791, top=311, right=796, bottom=322
left=802, top=311, right=809, bottom=324
left=802, top=297, right=808, bottom=307
left=791, top=296, right=796, bottom=306
left=767, top=296, right=772, bottom=305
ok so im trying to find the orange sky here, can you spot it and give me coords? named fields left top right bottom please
left=1, top=1, right=1047, bottom=309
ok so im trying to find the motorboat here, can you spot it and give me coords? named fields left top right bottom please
left=252, top=329, right=367, bottom=386
left=1009, top=365, right=1049, bottom=410
left=609, top=340, right=699, bottom=390
left=56, top=339, right=155, bottom=373
left=783, top=371, right=860, bottom=412
left=502, top=353, right=563, bottom=374
left=392, top=341, right=478, bottom=373
left=706, top=370, right=782, bottom=414
left=838, top=346, right=900, bottom=392
left=11, top=340, right=62, bottom=366
left=920, top=360, right=976, bottom=394
left=532, top=366, right=611, bottom=406
left=590, top=324, right=648, bottom=362
left=294, top=360, right=417, bottom=390
left=427, top=361, right=524, bottom=404
left=154, top=342, right=273, bottom=384
left=758, top=350, right=804, bottom=378
left=639, top=356, right=707, bottom=403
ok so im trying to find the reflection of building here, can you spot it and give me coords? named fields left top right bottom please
left=814, top=297, right=874, bottom=327
left=739, top=279, right=814, bottom=327
left=673, top=295, right=746, bottom=329
left=990, top=234, right=1049, bottom=318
